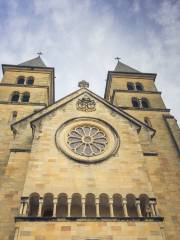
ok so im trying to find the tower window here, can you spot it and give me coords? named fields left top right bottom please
left=17, top=76, right=25, bottom=85
left=27, top=76, right=34, bottom=85
left=11, top=92, right=19, bottom=102
left=127, top=82, right=134, bottom=91
left=136, top=82, right=143, bottom=91
left=22, top=92, right=30, bottom=103
left=141, top=98, right=150, bottom=108
left=132, top=98, right=140, bottom=108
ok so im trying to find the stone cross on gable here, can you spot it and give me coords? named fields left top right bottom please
left=115, top=57, right=121, bottom=62
left=78, top=80, right=89, bottom=88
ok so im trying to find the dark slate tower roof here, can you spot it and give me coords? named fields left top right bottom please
left=114, top=60, right=140, bottom=73
left=18, top=56, right=47, bottom=68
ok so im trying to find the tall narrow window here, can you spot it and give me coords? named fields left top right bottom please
left=17, top=76, right=25, bottom=85
left=127, top=82, right=134, bottom=90
left=12, top=111, right=17, bottom=121
left=141, top=98, right=150, bottom=108
left=136, top=82, right=143, bottom=91
left=132, top=98, right=140, bottom=108
left=27, top=76, right=34, bottom=85
left=22, top=92, right=30, bottom=103
left=11, top=92, right=19, bottom=102
left=144, top=117, right=152, bottom=128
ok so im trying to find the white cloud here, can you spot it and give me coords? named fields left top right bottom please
left=0, top=0, right=179, bottom=124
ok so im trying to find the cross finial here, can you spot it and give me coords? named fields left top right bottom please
left=37, top=52, right=43, bottom=56
left=115, top=57, right=121, bottom=62
left=78, top=80, right=89, bottom=88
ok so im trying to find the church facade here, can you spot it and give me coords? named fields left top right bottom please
left=0, top=56, right=179, bottom=240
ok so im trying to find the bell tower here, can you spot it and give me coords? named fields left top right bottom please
left=104, top=60, right=180, bottom=156
left=0, top=56, right=55, bottom=176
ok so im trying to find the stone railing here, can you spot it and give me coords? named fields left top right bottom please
left=16, top=193, right=163, bottom=221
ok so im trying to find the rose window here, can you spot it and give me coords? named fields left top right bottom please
left=67, top=126, right=108, bottom=156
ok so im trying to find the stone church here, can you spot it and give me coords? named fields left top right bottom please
left=0, top=56, right=179, bottom=240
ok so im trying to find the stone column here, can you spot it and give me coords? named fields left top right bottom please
left=82, top=198, right=86, bottom=217
left=95, top=198, right=100, bottom=217
left=135, top=200, right=142, bottom=217
left=38, top=199, right=43, bottom=217
left=109, top=199, right=114, bottom=217
left=122, top=199, right=128, bottom=217
left=153, top=202, right=160, bottom=216
left=19, top=200, right=24, bottom=216
left=53, top=198, right=57, bottom=217
left=22, top=199, right=28, bottom=216
left=149, top=201, right=156, bottom=216
left=67, top=198, right=71, bottom=217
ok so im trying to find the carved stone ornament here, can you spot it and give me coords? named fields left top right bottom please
left=67, top=126, right=108, bottom=157
left=55, top=117, right=120, bottom=164
left=76, top=95, right=96, bottom=112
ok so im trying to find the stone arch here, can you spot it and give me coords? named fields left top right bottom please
left=85, top=193, right=96, bottom=217
left=71, top=193, right=82, bottom=217
left=56, top=193, right=68, bottom=217
left=139, top=194, right=150, bottom=217
left=11, top=91, right=19, bottom=102
left=99, top=193, right=110, bottom=217
left=136, top=82, right=144, bottom=91
left=17, top=76, right=25, bottom=84
left=42, top=193, right=54, bottom=217
left=113, top=193, right=124, bottom=217
left=27, top=76, right=34, bottom=85
left=21, top=92, right=30, bottom=103
left=141, top=98, right=150, bottom=108
left=28, top=192, right=40, bottom=217
left=127, top=82, right=135, bottom=90
left=126, top=194, right=138, bottom=217
left=132, top=97, right=140, bottom=108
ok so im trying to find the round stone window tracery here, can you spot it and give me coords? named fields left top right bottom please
left=67, top=126, right=108, bottom=157
left=55, top=118, right=120, bottom=164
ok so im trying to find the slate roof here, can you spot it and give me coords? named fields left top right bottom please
left=114, top=60, right=140, bottom=73
left=18, top=56, right=47, bottom=68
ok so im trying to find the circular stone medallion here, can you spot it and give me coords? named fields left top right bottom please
left=55, top=118, right=120, bottom=164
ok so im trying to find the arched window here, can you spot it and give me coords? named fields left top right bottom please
left=22, top=92, right=30, bottom=103
left=71, top=193, right=82, bottom=217
left=17, top=76, right=25, bottom=85
left=136, top=82, right=143, bottom=91
left=99, top=193, right=110, bottom=217
left=113, top=194, right=124, bottom=217
left=141, top=98, right=150, bottom=108
left=28, top=193, right=40, bottom=217
left=139, top=194, right=150, bottom=217
left=85, top=193, right=96, bottom=217
left=56, top=193, right=68, bottom=217
left=11, top=92, right=19, bottom=102
left=126, top=194, right=138, bottom=217
left=42, top=193, right=54, bottom=217
left=27, top=76, right=34, bottom=85
left=132, top=97, right=140, bottom=108
left=127, top=82, right=134, bottom=90
left=144, top=117, right=152, bottom=128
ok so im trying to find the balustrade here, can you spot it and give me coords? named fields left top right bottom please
left=18, top=193, right=161, bottom=220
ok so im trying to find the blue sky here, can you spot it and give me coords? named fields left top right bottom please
left=0, top=0, right=180, bottom=123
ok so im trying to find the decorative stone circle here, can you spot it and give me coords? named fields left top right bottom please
left=55, top=118, right=120, bottom=164
left=67, top=126, right=108, bottom=157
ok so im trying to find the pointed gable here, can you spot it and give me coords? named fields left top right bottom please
left=18, top=56, right=47, bottom=68
left=11, top=88, right=155, bottom=137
